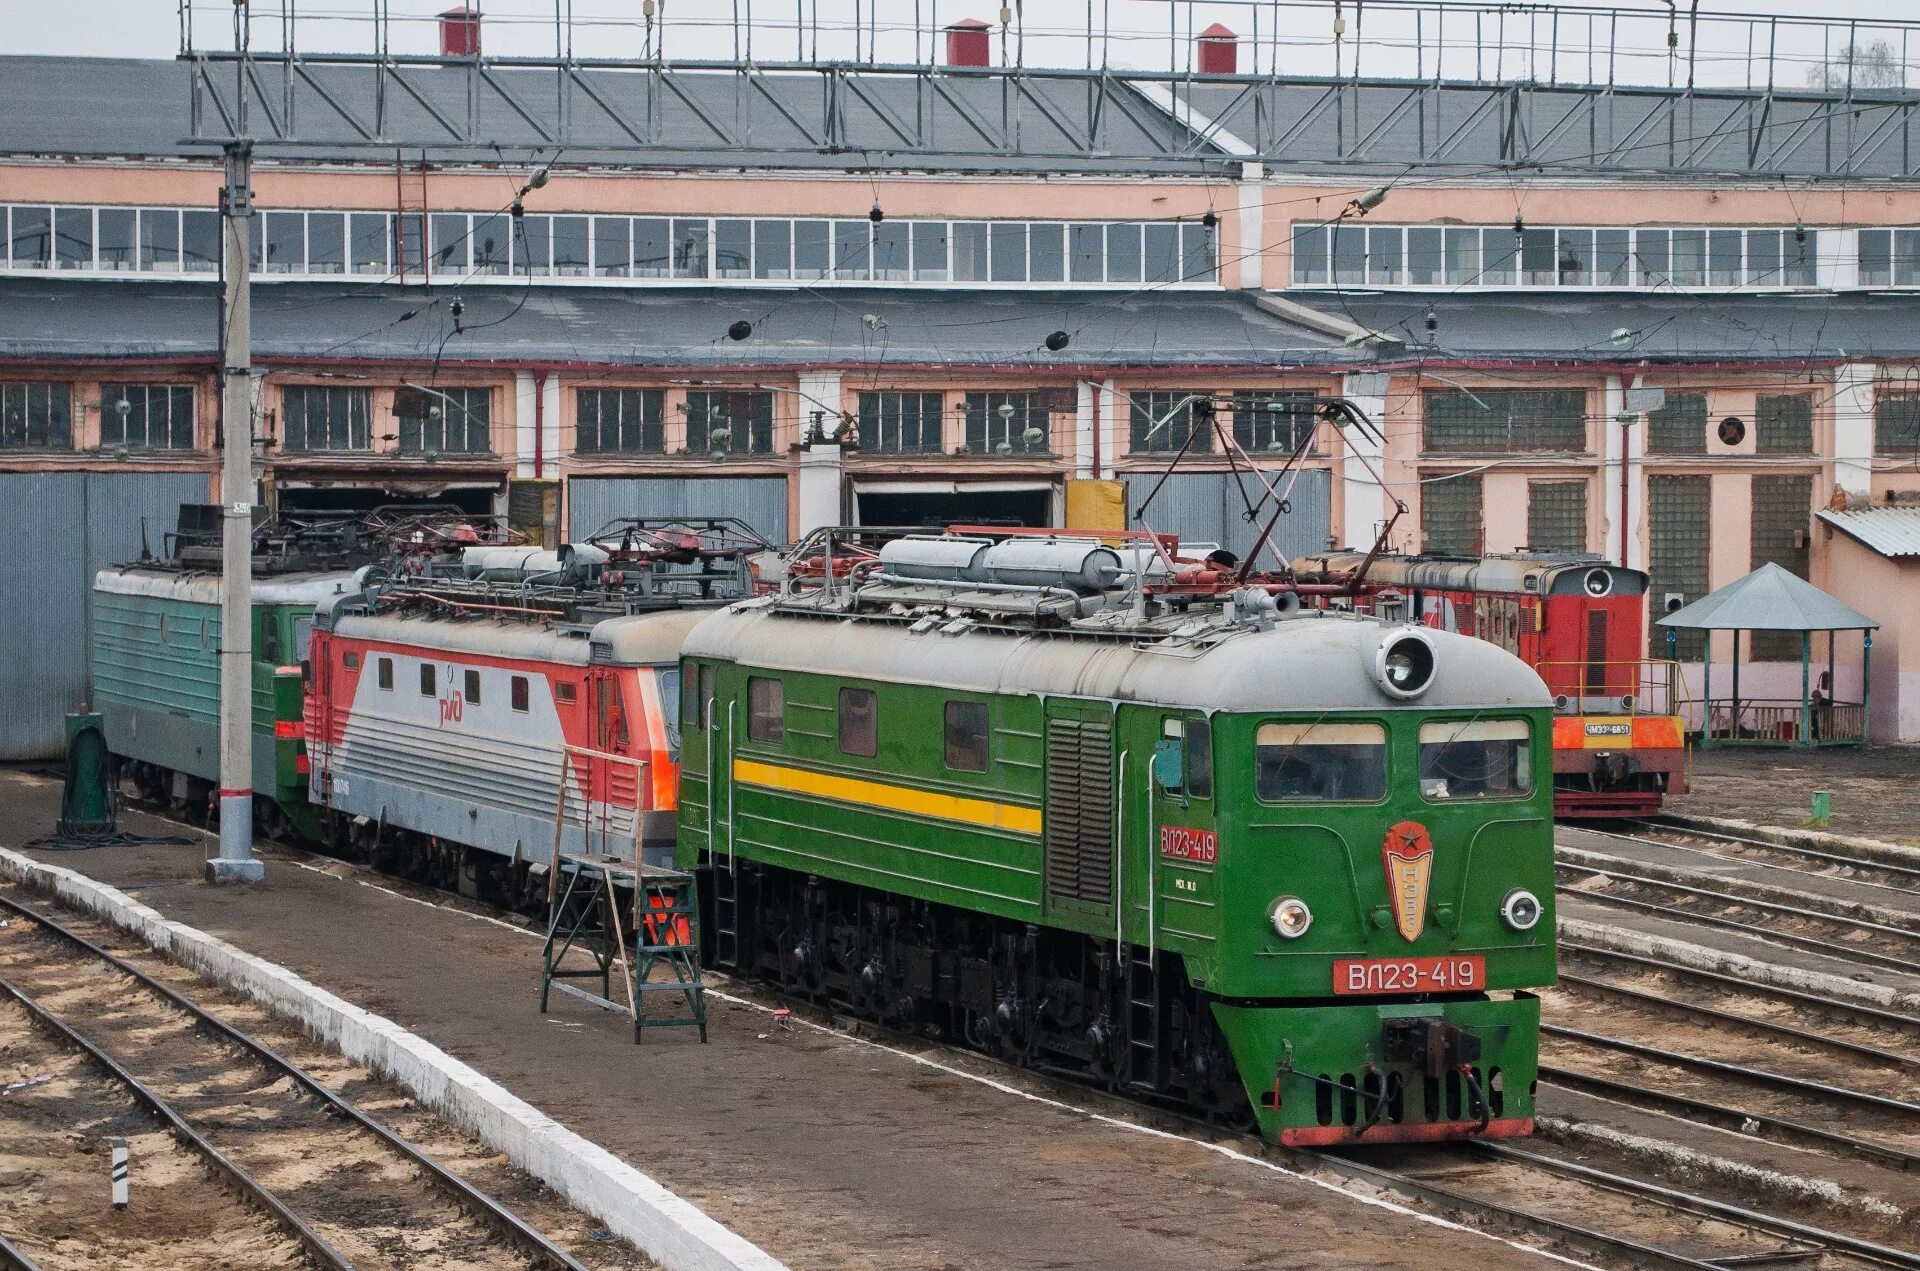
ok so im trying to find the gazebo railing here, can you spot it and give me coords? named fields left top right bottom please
left=1705, top=698, right=1867, bottom=746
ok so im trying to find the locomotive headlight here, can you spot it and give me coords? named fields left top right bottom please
left=1374, top=630, right=1437, bottom=699
left=1270, top=896, right=1313, bottom=940
left=1501, top=888, right=1543, bottom=932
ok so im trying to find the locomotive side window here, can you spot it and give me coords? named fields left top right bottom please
left=1254, top=722, right=1387, bottom=802
left=377, top=657, right=393, bottom=690
left=555, top=682, right=577, bottom=705
left=419, top=664, right=436, bottom=696
left=1417, top=719, right=1532, bottom=801
left=464, top=668, right=481, bottom=705
left=838, top=687, right=878, bottom=758
left=944, top=701, right=990, bottom=772
left=343, top=652, right=359, bottom=671
left=511, top=675, right=529, bottom=712
left=748, top=677, right=785, bottom=743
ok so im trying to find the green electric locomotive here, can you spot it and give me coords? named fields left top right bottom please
left=677, top=532, right=1555, bottom=1145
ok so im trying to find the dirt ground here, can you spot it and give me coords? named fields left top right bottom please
left=0, top=994, right=313, bottom=1270
left=0, top=767, right=1575, bottom=1271
left=1667, top=744, right=1920, bottom=843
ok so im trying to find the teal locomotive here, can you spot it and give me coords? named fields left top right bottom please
left=679, top=533, right=1554, bottom=1144
left=93, top=563, right=353, bottom=839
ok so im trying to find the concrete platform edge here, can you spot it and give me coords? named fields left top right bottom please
left=1560, top=916, right=1920, bottom=1015
left=0, top=846, right=790, bottom=1271
left=1657, top=812, right=1920, bottom=870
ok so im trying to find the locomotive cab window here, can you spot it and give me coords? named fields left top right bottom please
left=1255, top=721, right=1387, bottom=802
left=748, top=677, right=784, bottom=743
left=839, top=687, right=877, bottom=758
left=511, top=675, right=529, bottom=712
left=1186, top=718, right=1213, bottom=799
left=944, top=701, right=990, bottom=772
left=343, top=652, right=359, bottom=671
left=377, top=657, right=393, bottom=690
left=658, top=668, right=684, bottom=755
left=1418, top=719, right=1532, bottom=801
left=555, top=682, right=577, bottom=705
left=1159, top=717, right=1214, bottom=799
left=464, top=668, right=481, bottom=706
left=419, top=664, right=435, bottom=696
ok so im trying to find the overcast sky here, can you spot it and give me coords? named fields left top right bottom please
left=19, top=1, right=1917, bottom=90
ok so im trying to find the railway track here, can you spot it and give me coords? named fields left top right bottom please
left=1556, top=857, right=1920, bottom=973
left=26, top=801, right=1917, bottom=1271
left=1600, top=819, right=1920, bottom=898
left=0, top=889, right=595, bottom=1271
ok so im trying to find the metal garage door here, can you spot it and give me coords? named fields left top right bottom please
left=567, top=476, right=790, bottom=546
left=1121, top=470, right=1331, bottom=565
left=0, top=472, right=209, bottom=759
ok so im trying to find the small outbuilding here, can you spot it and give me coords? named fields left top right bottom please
left=1657, top=562, right=1878, bottom=747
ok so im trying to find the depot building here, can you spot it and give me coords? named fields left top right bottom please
left=4, top=11, right=1920, bottom=754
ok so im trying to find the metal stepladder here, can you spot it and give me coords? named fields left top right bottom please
left=538, top=746, right=708, bottom=1043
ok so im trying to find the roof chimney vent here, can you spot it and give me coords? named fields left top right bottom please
left=944, top=18, right=991, bottom=68
left=1197, top=22, right=1237, bottom=75
left=440, top=7, right=481, bottom=58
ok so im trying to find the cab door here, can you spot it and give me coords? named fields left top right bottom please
left=588, top=668, right=635, bottom=856
left=1150, top=713, right=1219, bottom=951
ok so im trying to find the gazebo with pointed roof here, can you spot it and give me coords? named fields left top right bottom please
left=1656, top=562, right=1879, bottom=747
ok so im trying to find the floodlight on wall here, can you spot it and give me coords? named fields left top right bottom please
left=997, top=402, right=1016, bottom=420
left=862, top=313, right=886, bottom=332
left=1610, top=327, right=1634, bottom=347
left=728, top=320, right=754, bottom=341
left=1044, top=330, right=1070, bottom=352
left=1021, top=426, right=1045, bottom=447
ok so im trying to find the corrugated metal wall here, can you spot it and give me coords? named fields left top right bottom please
left=0, top=472, right=209, bottom=759
left=567, top=476, right=790, bottom=545
left=1121, top=469, right=1331, bottom=562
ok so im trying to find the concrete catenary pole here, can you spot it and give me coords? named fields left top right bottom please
left=208, top=138, right=263, bottom=885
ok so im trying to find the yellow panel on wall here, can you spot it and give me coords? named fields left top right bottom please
left=1065, top=479, right=1125, bottom=532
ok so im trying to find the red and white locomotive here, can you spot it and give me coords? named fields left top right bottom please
left=305, top=520, right=770, bottom=908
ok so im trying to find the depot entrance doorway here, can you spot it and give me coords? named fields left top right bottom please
left=854, top=483, right=1054, bottom=530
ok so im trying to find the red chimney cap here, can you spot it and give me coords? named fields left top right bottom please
left=1199, top=22, right=1235, bottom=37
left=441, top=5, right=479, bottom=15
left=947, top=17, right=991, bottom=29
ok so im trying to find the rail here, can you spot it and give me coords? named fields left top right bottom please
left=0, top=892, right=593, bottom=1271
left=0, top=973, right=356, bottom=1271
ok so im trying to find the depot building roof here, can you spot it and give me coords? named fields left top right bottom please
left=0, top=277, right=1354, bottom=370
left=1295, top=290, right=1920, bottom=365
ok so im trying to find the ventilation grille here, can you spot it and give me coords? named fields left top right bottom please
left=1044, top=716, right=1114, bottom=904
left=589, top=643, right=614, bottom=665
